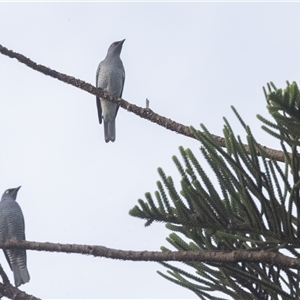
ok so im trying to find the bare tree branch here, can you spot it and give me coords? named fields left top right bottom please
left=0, top=240, right=299, bottom=269
left=0, top=43, right=286, bottom=162
left=0, top=266, right=39, bottom=300
left=0, top=265, right=38, bottom=300
left=0, top=281, right=40, bottom=300
left=0, top=261, right=39, bottom=300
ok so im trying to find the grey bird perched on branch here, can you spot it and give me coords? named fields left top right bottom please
left=0, top=186, right=30, bottom=287
left=96, top=39, right=126, bottom=142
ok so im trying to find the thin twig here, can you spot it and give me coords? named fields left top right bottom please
left=0, top=264, right=10, bottom=285
left=0, top=264, right=39, bottom=300
left=0, top=281, right=40, bottom=300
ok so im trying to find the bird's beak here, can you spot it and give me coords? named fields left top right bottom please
left=16, top=186, right=22, bottom=191
left=121, top=39, right=126, bottom=44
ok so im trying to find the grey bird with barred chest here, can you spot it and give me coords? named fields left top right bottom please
left=96, top=39, right=125, bottom=142
left=0, top=186, right=30, bottom=287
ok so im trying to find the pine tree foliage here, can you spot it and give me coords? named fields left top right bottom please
left=129, top=82, right=300, bottom=299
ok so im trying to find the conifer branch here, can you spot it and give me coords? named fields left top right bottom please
left=0, top=43, right=286, bottom=162
left=0, top=240, right=299, bottom=269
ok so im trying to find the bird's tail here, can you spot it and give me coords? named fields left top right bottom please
left=104, top=120, right=116, bottom=143
left=12, top=264, right=30, bottom=287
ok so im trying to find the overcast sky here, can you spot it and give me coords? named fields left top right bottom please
left=0, top=2, right=300, bottom=299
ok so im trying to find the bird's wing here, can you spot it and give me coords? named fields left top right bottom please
left=120, top=68, right=125, bottom=98
left=0, top=217, right=12, bottom=270
left=115, top=69, right=125, bottom=118
left=96, top=63, right=103, bottom=124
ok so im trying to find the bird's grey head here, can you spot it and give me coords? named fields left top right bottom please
left=1, top=186, right=21, bottom=201
left=106, top=39, right=125, bottom=58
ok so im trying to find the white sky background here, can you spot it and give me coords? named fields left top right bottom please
left=0, top=2, right=300, bottom=299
